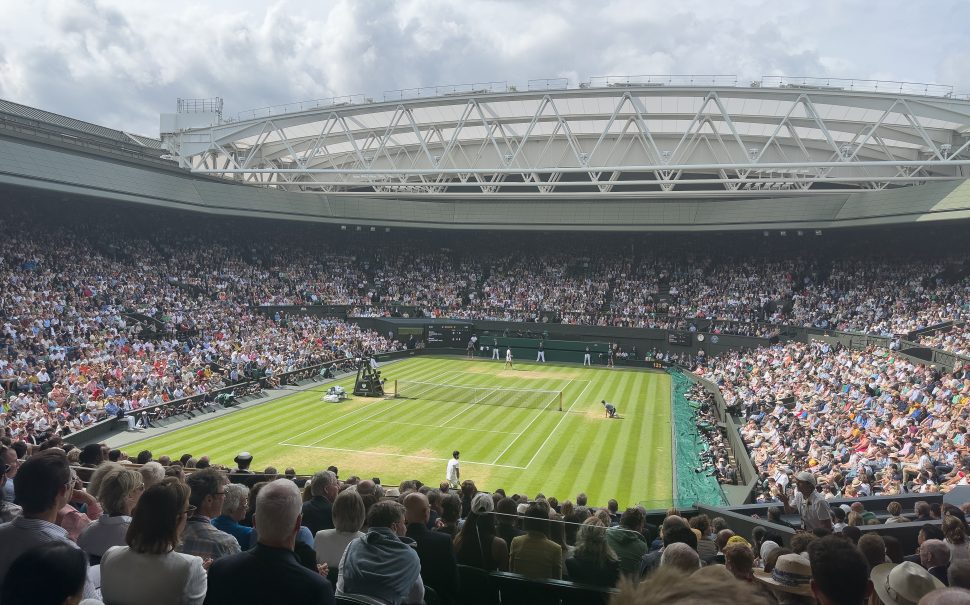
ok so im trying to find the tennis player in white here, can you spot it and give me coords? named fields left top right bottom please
left=446, top=450, right=460, bottom=488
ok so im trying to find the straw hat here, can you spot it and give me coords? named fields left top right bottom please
left=753, top=553, right=813, bottom=597
left=871, top=562, right=944, bottom=605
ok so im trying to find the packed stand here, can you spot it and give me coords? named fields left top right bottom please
left=6, top=441, right=970, bottom=604
left=698, top=340, right=970, bottom=500
left=0, top=208, right=399, bottom=446
left=920, top=324, right=970, bottom=357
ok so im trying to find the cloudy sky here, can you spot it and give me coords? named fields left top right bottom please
left=2, top=0, right=969, bottom=136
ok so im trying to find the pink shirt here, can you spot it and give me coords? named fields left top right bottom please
left=57, top=500, right=103, bottom=542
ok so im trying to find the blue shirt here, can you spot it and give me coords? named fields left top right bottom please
left=211, top=515, right=253, bottom=550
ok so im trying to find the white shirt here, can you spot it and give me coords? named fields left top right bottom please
left=793, top=490, right=832, bottom=530
left=446, top=458, right=460, bottom=481
left=506, top=349, right=512, bottom=361
left=78, top=515, right=132, bottom=558
left=314, top=529, right=365, bottom=567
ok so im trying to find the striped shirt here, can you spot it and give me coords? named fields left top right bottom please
left=0, top=516, right=98, bottom=600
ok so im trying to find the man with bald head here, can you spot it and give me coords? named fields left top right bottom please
left=922, top=539, right=952, bottom=586
left=919, top=588, right=970, bottom=605
left=404, top=491, right=458, bottom=604
left=660, top=542, right=700, bottom=574
left=638, top=515, right=693, bottom=576
left=205, top=479, right=335, bottom=605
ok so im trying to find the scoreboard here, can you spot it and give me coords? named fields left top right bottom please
left=667, top=331, right=692, bottom=346
left=426, top=324, right=473, bottom=347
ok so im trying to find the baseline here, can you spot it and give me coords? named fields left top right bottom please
left=278, top=442, right=527, bottom=470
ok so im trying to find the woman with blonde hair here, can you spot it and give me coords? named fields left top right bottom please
left=943, top=514, right=970, bottom=562
left=78, top=467, right=144, bottom=563
left=314, top=488, right=367, bottom=568
left=564, top=517, right=620, bottom=587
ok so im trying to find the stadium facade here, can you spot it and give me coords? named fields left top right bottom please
left=1, top=75, right=970, bottom=230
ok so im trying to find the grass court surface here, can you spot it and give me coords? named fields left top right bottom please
left=122, top=357, right=672, bottom=507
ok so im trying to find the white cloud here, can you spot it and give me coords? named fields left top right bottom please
left=0, top=0, right=968, bottom=135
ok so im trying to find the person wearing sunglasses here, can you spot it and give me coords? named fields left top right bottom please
left=100, top=477, right=208, bottom=605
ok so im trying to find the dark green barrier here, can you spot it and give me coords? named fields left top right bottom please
left=670, top=368, right=727, bottom=507
left=470, top=336, right=612, bottom=364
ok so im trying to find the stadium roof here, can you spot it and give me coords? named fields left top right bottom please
left=0, top=98, right=162, bottom=150
left=161, top=76, right=970, bottom=199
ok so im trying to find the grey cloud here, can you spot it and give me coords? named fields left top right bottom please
left=1, top=0, right=969, bottom=135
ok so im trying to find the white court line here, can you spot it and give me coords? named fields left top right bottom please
left=521, top=379, right=594, bottom=469
left=369, top=419, right=520, bottom=435
left=281, top=367, right=457, bottom=445
left=279, top=442, right=527, bottom=470
left=306, top=397, right=412, bottom=446
left=282, top=397, right=389, bottom=443
left=489, top=377, right=576, bottom=465
left=438, top=403, right=476, bottom=427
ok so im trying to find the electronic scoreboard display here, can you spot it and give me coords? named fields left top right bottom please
left=426, top=324, right=473, bottom=347
left=667, top=331, right=691, bottom=346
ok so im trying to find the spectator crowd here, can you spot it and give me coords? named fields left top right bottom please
left=2, top=199, right=970, bottom=602
left=6, top=443, right=970, bottom=604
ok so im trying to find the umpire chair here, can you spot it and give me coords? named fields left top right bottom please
left=352, top=358, right=385, bottom=397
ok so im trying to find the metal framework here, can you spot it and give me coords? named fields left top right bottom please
left=161, top=76, right=970, bottom=199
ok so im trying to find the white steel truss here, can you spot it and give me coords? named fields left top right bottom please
left=161, top=84, right=970, bottom=198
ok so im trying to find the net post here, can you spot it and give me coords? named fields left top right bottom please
left=394, top=379, right=398, bottom=398
left=558, top=391, right=563, bottom=412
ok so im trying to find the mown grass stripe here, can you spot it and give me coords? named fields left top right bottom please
left=124, top=358, right=673, bottom=506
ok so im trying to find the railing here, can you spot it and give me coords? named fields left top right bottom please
left=177, top=97, right=223, bottom=115
left=761, top=75, right=954, bottom=97
left=383, top=81, right=510, bottom=102
left=229, top=95, right=369, bottom=122
left=527, top=78, right=569, bottom=91
left=587, top=74, right=738, bottom=88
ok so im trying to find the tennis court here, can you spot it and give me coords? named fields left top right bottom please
left=120, top=356, right=673, bottom=507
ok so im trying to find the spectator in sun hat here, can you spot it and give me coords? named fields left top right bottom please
left=872, top=561, right=944, bottom=605
left=754, top=553, right=815, bottom=604
left=778, top=471, right=832, bottom=531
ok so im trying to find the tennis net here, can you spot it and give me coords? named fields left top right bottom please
left=394, top=379, right=562, bottom=411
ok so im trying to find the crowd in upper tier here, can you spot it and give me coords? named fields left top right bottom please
left=8, top=202, right=966, bottom=339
